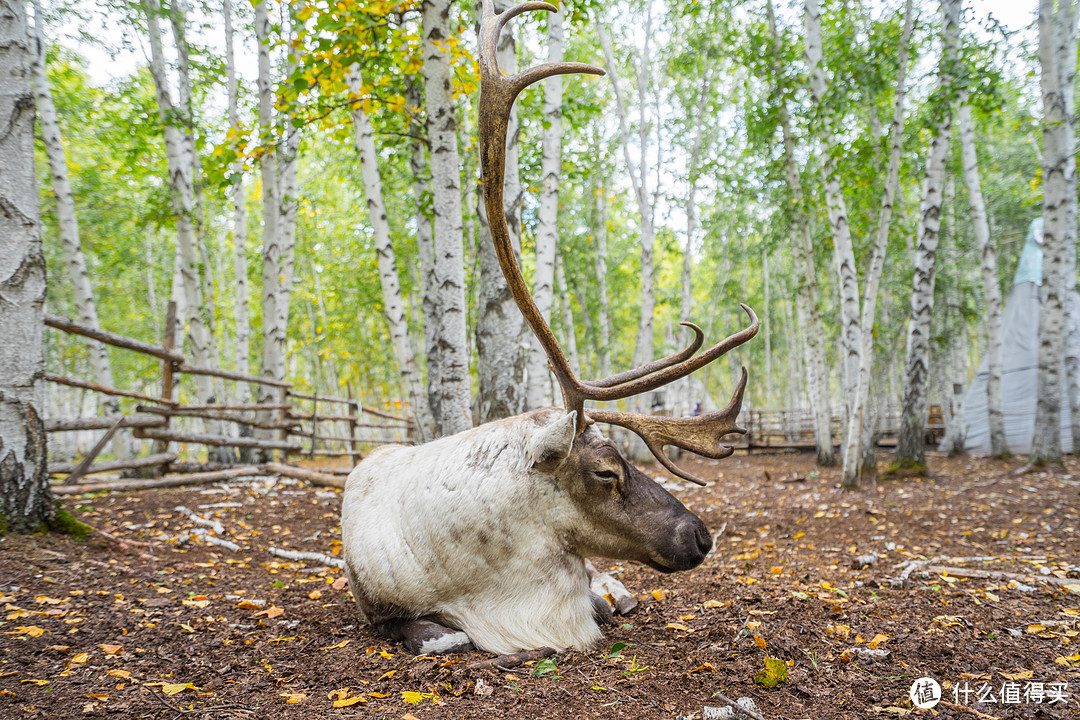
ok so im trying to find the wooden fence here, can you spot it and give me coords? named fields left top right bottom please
left=44, top=303, right=413, bottom=485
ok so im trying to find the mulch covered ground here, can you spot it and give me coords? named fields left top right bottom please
left=1, top=451, right=1078, bottom=719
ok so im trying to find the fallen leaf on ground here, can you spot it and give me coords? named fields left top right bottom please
left=71, top=653, right=89, bottom=664
left=7, top=626, right=46, bottom=637
left=401, top=691, right=433, bottom=704
left=281, top=692, right=305, bottom=703
left=1001, top=670, right=1034, bottom=680
left=331, top=577, right=347, bottom=590
left=754, top=657, right=788, bottom=688
left=161, top=682, right=198, bottom=696
left=666, top=623, right=692, bottom=633
left=101, top=644, right=123, bottom=655
left=254, top=605, right=284, bottom=619
left=333, top=696, right=365, bottom=707
left=21, top=679, right=48, bottom=686
left=320, top=640, right=350, bottom=650
left=236, top=600, right=263, bottom=610
left=868, top=633, right=889, bottom=649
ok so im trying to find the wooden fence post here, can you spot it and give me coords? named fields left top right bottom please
left=151, top=302, right=177, bottom=473
left=279, top=386, right=290, bottom=464
left=346, top=382, right=360, bottom=467
left=309, top=393, right=318, bottom=461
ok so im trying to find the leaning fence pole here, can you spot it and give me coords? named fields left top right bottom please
left=152, top=301, right=178, bottom=470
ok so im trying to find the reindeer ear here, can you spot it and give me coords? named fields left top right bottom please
left=527, top=411, right=577, bottom=472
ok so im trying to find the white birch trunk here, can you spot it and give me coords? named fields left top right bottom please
left=598, top=19, right=655, bottom=380
left=0, top=0, right=52, bottom=530
left=476, top=0, right=527, bottom=421
left=938, top=176, right=967, bottom=455
left=957, top=103, right=1006, bottom=455
left=841, top=0, right=913, bottom=485
left=805, top=0, right=862, bottom=444
left=30, top=2, right=129, bottom=458
left=554, top=250, right=579, bottom=377
left=224, top=0, right=249, bottom=381
left=525, top=3, right=563, bottom=410
left=592, top=181, right=612, bottom=378
left=1031, top=0, right=1079, bottom=464
left=405, top=78, right=439, bottom=432
left=348, top=68, right=434, bottom=441
left=143, top=0, right=212, bottom=387
left=897, top=0, right=960, bottom=466
left=275, top=2, right=302, bottom=378
left=767, top=0, right=833, bottom=464
left=422, top=0, right=471, bottom=436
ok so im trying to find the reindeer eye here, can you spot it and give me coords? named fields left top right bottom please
left=595, top=470, right=619, bottom=482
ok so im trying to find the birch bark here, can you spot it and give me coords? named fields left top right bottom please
left=598, top=19, right=655, bottom=381
left=476, top=0, right=526, bottom=421
left=422, top=0, right=471, bottom=436
left=1031, top=0, right=1079, bottom=464
left=30, top=1, right=128, bottom=457
left=554, top=251, right=580, bottom=377
left=841, top=0, right=913, bottom=485
left=766, top=0, right=833, bottom=465
left=525, top=3, right=563, bottom=410
left=938, top=176, right=967, bottom=455
left=592, top=180, right=612, bottom=378
left=805, top=0, right=861, bottom=444
left=143, top=0, right=213, bottom=393
left=0, top=0, right=53, bottom=530
left=223, top=0, right=249, bottom=380
left=897, top=0, right=961, bottom=467
left=348, top=68, right=435, bottom=441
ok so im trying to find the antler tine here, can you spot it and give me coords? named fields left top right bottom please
left=479, top=0, right=604, bottom=432
left=580, top=305, right=759, bottom=401
left=587, top=368, right=750, bottom=486
left=588, top=322, right=704, bottom=388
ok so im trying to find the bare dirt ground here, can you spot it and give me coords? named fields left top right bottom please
left=1, top=451, right=1079, bottom=719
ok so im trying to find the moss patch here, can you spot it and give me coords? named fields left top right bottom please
left=48, top=507, right=91, bottom=542
left=883, top=458, right=928, bottom=479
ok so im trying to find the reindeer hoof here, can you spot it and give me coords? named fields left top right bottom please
left=591, top=592, right=616, bottom=626
left=397, top=620, right=474, bottom=655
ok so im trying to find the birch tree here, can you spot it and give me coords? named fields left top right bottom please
left=422, top=0, right=471, bottom=436
left=30, top=0, right=127, bottom=458
left=0, top=0, right=53, bottom=531
left=592, top=173, right=612, bottom=378
left=896, top=0, right=961, bottom=468
left=223, top=0, right=249, bottom=380
left=348, top=69, right=434, bottom=440
left=524, top=2, right=563, bottom=410
left=476, top=0, right=526, bottom=421
left=840, top=0, right=914, bottom=486
left=766, top=0, right=833, bottom=465
left=1030, top=0, right=1079, bottom=464
left=804, top=0, right=862, bottom=442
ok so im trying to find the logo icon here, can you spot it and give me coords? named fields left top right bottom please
left=910, top=677, right=942, bottom=709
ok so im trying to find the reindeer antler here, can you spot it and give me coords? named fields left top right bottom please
left=478, top=0, right=759, bottom=486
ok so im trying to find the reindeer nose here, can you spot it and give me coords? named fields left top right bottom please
left=695, top=521, right=713, bottom=555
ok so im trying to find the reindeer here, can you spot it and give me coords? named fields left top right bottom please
left=340, top=0, right=758, bottom=656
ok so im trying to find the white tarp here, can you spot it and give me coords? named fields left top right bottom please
left=962, top=281, right=1080, bottom=454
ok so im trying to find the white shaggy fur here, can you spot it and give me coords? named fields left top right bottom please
left=340, top=409, right=604, bottom=655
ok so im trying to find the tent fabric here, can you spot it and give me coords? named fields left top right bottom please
left=962, top=281, right=1080, bottom=454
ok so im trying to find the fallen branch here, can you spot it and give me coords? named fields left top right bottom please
left=264, top=462, right=345, bottom=489
left=923, top=565, right=1078, bottom=587
left=52, top=465, right=263, bottom=495
left=467, top=647, right=556, bottom=671
left=175, top=506, right=225, bottom=535
left=267, top=546, right=344, bottom=569
left=49, top=452, right=177, bottom=477
left=199, top=534, right=242, bottom=552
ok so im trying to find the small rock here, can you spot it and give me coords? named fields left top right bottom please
left=851, top=553, right=879, bottom=570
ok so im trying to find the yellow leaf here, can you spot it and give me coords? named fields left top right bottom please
left=161, top=682, right=198, bottom=696
left=1065, top=584, right=1080, bottom=595
left=85, top=693, right=108, bottom=700
left=320, top=640, right=351, bottom=650
left=21, top=679, right=49, bottom=686
left=281, top=692, right=305, bottom=703
left=377, top=670, right=396, bottom=681
left=254, top=605, right=284, bottom=619
left=34, top=596, right=63, bottom=605
left=689, top=663, right=715, bottom=673
left=666, top=623, right=692, bottom=633
left=651, top=589, right=665, bottom=601
left=679, top=614, right=696, bottom=621
left=308, top=590, right=322, bottom=600
left=702, top=600, right=724, bottom=608
left=106, top=670, right=132, bottom=679
left=101, top=645, right=123, bottom=655
left=6, top=606, right=31, bottom=620
left=868, top=634, right=889, bottom=649
left=327, top=688, right=350, bottom=701
left=401, top=691, right=433, bottom=704
left=1000, top=670, right=1034, bottom=680
left=754, top=636, right=767, bottom=649
left=367, top=692, right=390, bottom=698
left=236, top=600, right=263, bottom=610
left=8, top=626, right=46, bottom=637
left=1027, top=624, right=1047, bottom=634
left=333, top=696, right=366, bottom=707
left=182, top=599, right=210, bottom=609
left=793, top=532, right=805, bottom=540
left=71, top=653, right=90, bottom=664
left=753, top=657, right=788, bottom=688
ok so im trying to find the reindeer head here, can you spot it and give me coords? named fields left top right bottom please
left=478, top=0, right=759, bottom=486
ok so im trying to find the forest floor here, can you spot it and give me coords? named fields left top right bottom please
left=1, top=451, right=1079, bottom=720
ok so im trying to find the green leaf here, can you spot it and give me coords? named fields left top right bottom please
left=608, top=641, right=629, bottom=658
left=753, top=657, right=788, bottom=688
left=532, top=658, right=558, bottom=677
left=272, top=580, right=285, bottom=588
